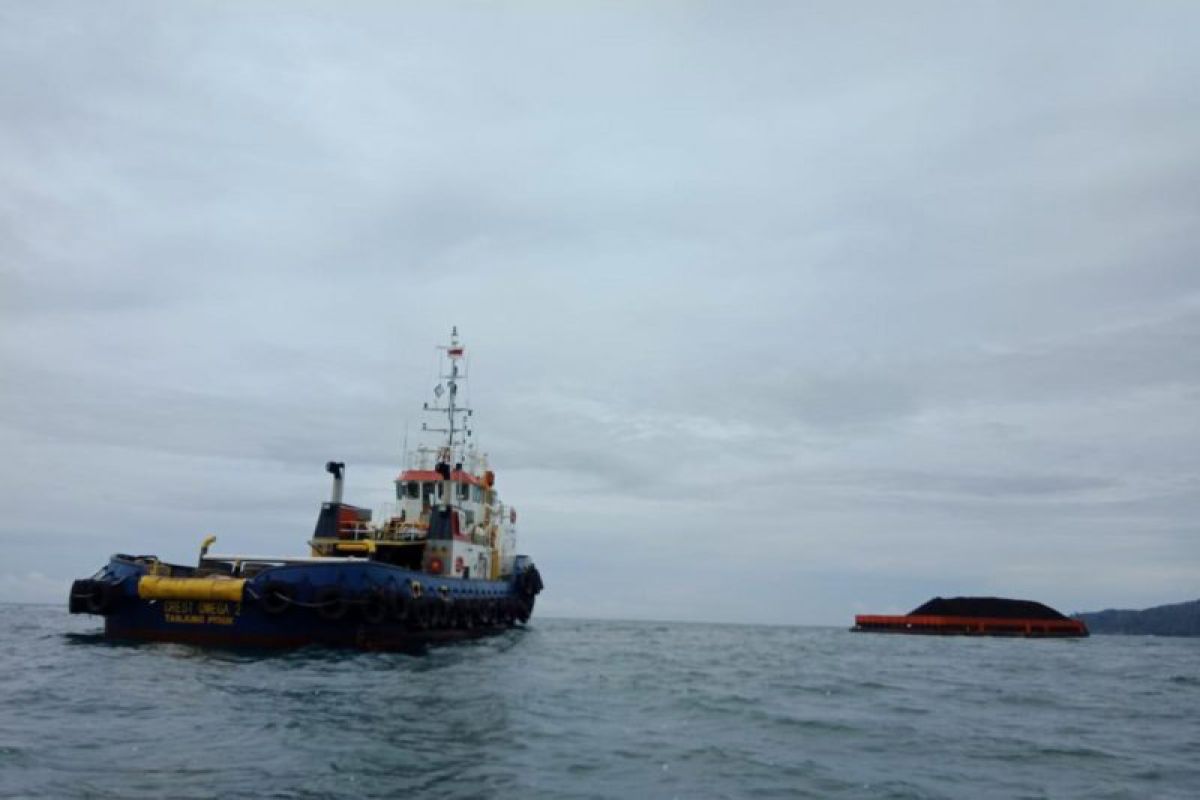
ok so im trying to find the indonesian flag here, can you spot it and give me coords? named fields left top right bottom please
left=448, top=347, right=464, bottom=358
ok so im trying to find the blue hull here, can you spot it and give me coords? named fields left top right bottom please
left=71, top=555, right=541, bottom=651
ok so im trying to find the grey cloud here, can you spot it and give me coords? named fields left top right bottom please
left=2, top=2, right=1199, bottom=621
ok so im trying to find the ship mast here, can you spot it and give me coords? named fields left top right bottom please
left=421, top=326, right=472, bottom=466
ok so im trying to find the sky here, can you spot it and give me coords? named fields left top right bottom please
left=1, top=2, right=1197, bottom=624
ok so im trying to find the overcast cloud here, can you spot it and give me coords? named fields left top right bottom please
left=1, top=2, right=1197, bottom=624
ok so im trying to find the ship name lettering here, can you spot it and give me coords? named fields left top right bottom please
left=163, top=600, right=241, bottom=625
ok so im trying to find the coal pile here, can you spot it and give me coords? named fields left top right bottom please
left=910, top=597, right=1068, bottom=620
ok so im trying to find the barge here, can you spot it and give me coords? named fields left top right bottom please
left=853, top=596, right=1088, bottom=637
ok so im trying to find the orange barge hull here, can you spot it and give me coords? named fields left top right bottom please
left=853, top=614, right=1088, bottom=637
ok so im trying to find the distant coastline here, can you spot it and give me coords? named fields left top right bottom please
left=1074, top=599, right=1200, bottom=636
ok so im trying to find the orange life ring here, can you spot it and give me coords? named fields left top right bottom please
left=429, top=557, right=444, bottom=574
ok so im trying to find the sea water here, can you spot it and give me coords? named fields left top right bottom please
left=1, top=605, right=1197, bottom=799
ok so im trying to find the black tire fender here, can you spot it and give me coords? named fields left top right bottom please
left=430, top=598, right=448, bottom=629
left=458, top=600, right=475, bottom=629
left=85, top=581, right=115, bottom=615
left=361, top=590, right=389, bottom=624
left=69, top=579, right=94, bottom=614
left=316, top=586, right=349, bottom=621
left=390, top=591, right=409, bottom=622
left=410, top=597, right=432, bottom=630
left=259, top=581, right=293, bottom=615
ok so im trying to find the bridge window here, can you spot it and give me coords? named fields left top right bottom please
left=458, top=482, right=470, bottom=500
left=406, top=481, right=420, bottom=498
left=422, top=483, right=437, bottom=503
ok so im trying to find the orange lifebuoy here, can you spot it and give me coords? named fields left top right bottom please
left=429, top=558, right=444, bottom=574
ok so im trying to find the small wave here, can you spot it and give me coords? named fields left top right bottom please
left=987, top=744, right=1120, bottom=763
left=747, top=708, right=864, bottom=735
left=7, top=615, right=1200, bottom=800
left=61, top=632, right=109, bottom=645
left=1036, top=745, right=1120, bottom=760
left=0, top=744, right=29, bottom=768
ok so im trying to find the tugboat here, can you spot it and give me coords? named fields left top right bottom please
left=853, top=596, right=1088, bottom=637
left=68, top=329, right=544, bottom=649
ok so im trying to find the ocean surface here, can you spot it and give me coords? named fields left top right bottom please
left=1, top=606, right=1197, bottom=799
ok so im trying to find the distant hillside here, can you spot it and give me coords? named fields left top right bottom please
left=1074, top=599, right=1200, bottom=636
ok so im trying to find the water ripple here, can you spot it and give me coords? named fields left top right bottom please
left=1, top=607, right=1198, bottom=798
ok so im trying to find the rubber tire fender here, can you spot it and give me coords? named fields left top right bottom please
left=85, top=581, right=115, bottom=615
left=316, top=586, right=349, bottom=621
left=410, top=597, right=432, bottom=630
left=361, top=590, right=389, bottom=624
left=69, top=579, right=94, bottom=614
left=458, top=600, right=475, bottom=630
left=429, top=598, right=448, bottom=629
left=390, top=591, right=409, bottom=622
left=259, top=581, right=293, bottom=615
